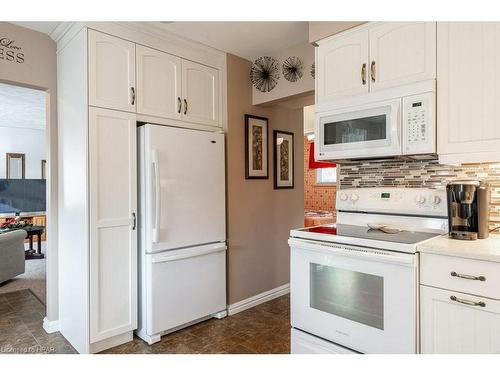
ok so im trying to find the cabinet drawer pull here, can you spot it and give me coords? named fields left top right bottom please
left=450, top=295, right=486, bottom=307
left=450, top=271, right=486, bottom=281
left=132, top=212, right=136, bottom=231
left=177, top=97, right=182, bottom=114
left=361, top=63, right=367, bottom=85
left=370, top=61, right=376, bottom=82
left=130, top=87, right=136, bottom=105
left=184, top=99, right=188, bottom=115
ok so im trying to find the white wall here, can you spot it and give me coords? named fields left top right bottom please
left=0, top=127, right=46, bottom=178
left=252, top=42, right=314, bottom=105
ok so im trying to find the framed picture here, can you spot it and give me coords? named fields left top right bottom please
left=273, top=130, right=294, bottom=189
left=6, top=153, right=25, bottom=179
left=245, top=114, right=269, bottom=179
left=41, top=160, right=47, bottom=179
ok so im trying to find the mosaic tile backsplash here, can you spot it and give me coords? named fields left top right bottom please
left=338, top=159, right=500, bottom=228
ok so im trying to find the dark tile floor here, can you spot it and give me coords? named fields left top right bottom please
left=0, top=289, right=76, bottom=354
left=0, top=289, right=290, bottom=354
left=102, top=294, right=291, bottom=354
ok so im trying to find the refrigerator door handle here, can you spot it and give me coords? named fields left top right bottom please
left=152, top=149, right=161, bottom=243
left=151, top=244, right=227, bottom=264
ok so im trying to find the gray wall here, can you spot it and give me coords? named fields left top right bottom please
left=0, top=22, right=58, bottom=321
left=226, top=53, right=304, bottom=305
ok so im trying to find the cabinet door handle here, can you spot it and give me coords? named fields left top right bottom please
left=450, top=295, right=486, bottom=307
left=370, top=61, right=376, bottom=82
left=361, top=63, right=367, bottom=85
left=184, top=99, right=188, bottom=115
left=450, top=271, right=486, bottom=281
left=177, top=97, right=182, bottom=114
left=132, top=212, right=136, bottom=230
left=130, top=87, right=136, bottom=105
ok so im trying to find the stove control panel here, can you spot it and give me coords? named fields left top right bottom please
left=336, top=187, right=447, bottom=217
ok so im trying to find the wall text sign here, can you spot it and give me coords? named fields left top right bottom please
left=0, top=37, right=25, bottom=64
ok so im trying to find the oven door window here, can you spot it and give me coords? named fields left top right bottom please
left=323, top=115, right=387, bottom=145
left=310, top=263, right=384, bottom=330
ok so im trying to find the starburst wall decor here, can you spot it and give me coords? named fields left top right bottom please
left=250, top=56, right=280, bottom=92
left=282, top=56, right=303, bottom=82
left=311, top=62, right=315, bottom=79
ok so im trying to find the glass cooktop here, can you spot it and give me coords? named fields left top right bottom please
left=298, top=224, right=440, bottom=245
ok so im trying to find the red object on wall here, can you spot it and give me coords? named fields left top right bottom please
left=308, top=142, right=336, bottom=169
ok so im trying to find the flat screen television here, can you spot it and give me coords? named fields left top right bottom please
left=0, top=179, right=46, bottom=214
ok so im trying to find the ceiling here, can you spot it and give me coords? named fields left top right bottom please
left=11, top=21, right=61, bottom=36
left=11, top=21, right=310, bottom=61
left=0, top=83, right=46, bottom=131
left=158, top=22, right=309, bottom=61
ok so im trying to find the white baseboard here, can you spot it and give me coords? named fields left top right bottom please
left=227, top=283, right=289, bottom=316
left=42, top=317, right=60, bottom=334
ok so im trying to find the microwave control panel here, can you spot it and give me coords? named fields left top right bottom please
left=402, top=92, right=436, bottom=155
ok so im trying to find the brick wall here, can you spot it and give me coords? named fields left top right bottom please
left=304, top=137, right=336, bottom=212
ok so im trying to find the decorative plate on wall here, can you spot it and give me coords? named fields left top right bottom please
left=282, top=56, right=303, bottom=82
left=250, top=56, right=280, bottom=93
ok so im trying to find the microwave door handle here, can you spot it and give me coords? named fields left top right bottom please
left=151, top=150, right=161, bottom=244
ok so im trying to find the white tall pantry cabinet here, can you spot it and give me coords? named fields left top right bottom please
left=57, top=23, right=227, bottom=353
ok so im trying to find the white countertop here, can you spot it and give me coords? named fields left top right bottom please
left=418, top=233, right=500, bottom=263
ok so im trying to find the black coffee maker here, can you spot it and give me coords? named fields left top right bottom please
left=446, top=180, right=490, bottom=240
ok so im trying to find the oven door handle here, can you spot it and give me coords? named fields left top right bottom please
left=289, top=238, right=416, bottom=266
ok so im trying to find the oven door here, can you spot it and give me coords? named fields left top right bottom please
left=316, top=99, right=401, bottom=160
left=290, top=238, right=417, bottom=354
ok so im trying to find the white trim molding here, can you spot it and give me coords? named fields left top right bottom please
left=227, top=284, right=290, bottom=316
left=42, top=317, right=60, bottom=334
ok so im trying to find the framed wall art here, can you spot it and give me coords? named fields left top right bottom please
left=6, top=153, right=25, bottom=179
left=245, top=115, right=269, bottom=179
left=273, top=130, right=294, bottom=189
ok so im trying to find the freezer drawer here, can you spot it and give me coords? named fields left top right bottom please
left=147, top=243, right=227, bottom=335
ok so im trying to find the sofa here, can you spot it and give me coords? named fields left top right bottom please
left=0, top=230, right=26, bottom=284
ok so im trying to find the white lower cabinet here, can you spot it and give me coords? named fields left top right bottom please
left=89, top=107, right=138, bottom=346
left=420, top=285, right=500, bottom=354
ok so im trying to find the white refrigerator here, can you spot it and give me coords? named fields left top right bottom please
left=136, top=123, right=227, bottom=345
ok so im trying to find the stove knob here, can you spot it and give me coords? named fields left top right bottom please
left=350, top=193, right=359, bottom=202
left=415, top=195, right=426, bottom=205
left=432, top=195, right=441, bottom=205
left=339, top=193, right=348, bottom=201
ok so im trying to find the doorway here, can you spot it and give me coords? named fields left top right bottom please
left=302, top=104, right=338, bottom=227
left=0, top=82, right=49, bottom=304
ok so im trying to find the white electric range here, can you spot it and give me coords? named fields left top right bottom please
left=289, top=187, right=448, bottom=354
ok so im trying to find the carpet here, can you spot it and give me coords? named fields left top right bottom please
left=0, top=242, right=46, bottom=304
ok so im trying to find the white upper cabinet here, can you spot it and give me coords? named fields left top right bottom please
left=89, top=107, right=137, bottom=344
left=181, top=60, right=220, bottom=127
left=136, top=45, right=182, bottom=120
left=420, top=285, right=500, bottom=354
left=369, top=22, right=436, bottom=91
left=88, top=30, right=136, bottom=112
left=316, top=30, right=369, bottom=104
left=316, top=22, right=436, bottom=105
left=437, top=22, right=500, bottom=163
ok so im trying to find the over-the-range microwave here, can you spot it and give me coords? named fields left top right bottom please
left=315, top=80, right=436, bottom=162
